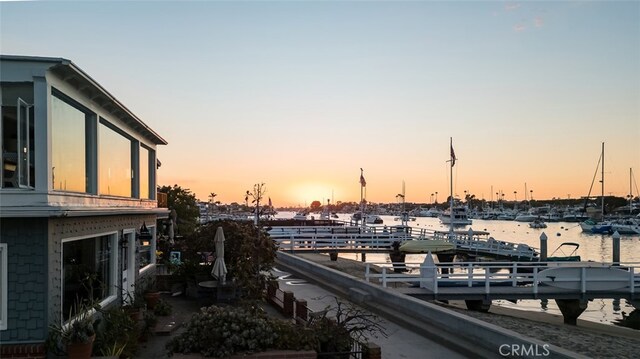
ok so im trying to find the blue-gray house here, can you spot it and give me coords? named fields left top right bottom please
left=0, top=55, right=168, bottom=357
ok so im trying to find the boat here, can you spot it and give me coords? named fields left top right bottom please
left=547, top=242, right=581, bottom=262
left=365, top=215, right=383, bottom=224
left=399, top=240, right=454, bottom=253
left=580, top=143, right=610, bottom=234
left=529, top=219, right=547, bottom=229
left=580, top=219, right=612, bottom=234
left=292, top=212, right=308, bottom=220
left=439, top=206, right=472, bottom=226
left=610, top=219, right=640, bottom=235
left=538, top=266, right=632, bottom=291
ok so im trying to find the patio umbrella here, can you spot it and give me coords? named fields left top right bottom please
left=211, top=227, right=228, bottom=284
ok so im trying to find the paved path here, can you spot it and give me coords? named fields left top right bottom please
left=273, top=267, right=469, bottom=359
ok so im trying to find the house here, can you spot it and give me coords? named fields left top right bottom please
left=0, top=55, right=168, bottom=357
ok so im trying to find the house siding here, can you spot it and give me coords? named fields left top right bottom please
left=0, top=218, right=48, bottom=343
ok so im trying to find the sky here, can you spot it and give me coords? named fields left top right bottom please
left=1, top=1, right=639, bottom=206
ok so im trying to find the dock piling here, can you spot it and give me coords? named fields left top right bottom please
left=612, top=231, right=620, bottom=265
left=555, top=299, right=587, bottom=325
left=539, top=232, right=548, bottom=261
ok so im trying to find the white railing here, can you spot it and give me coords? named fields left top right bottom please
left=272, top=234, right=400, bottom=251
left=364, top=261, right=640, bottom=295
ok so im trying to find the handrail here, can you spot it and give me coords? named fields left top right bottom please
left=363, top=261, right=640, bottom=295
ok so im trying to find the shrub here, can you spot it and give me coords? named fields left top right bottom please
left=168, top=305, right=278, bottom=357
left=154, top=299, right=173, bottom=316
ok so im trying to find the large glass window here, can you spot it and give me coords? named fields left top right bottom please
left=140, top=146, right=150, bottom=199
left=51, top=94, right=87, bottom=192
left=99, top=122, right=131, bottom=197
left=62, top=235, right=114, bottom=321
left=2, top=83, right=35, bottom=189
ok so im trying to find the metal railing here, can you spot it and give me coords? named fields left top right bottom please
left=364, top=261, right=640, bottom=295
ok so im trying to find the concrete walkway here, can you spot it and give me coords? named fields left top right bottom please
left=273, top=267, right=469, bottom=359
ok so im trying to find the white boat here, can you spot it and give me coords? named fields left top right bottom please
left=515, top=212, right=538, bottom=222
left=439, top=206, right=472, bottom=226
left=580, top=219, right=612, bottom=234
left=292, top=212, right=308, bottom=220
left=610, top=219, right=640, bottom=235
left=529, top=219, right=547, bottom=229
left=538, top=266, right=632, bottom=291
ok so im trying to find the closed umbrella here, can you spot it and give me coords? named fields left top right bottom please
left=211, top=227, right=228, bottom=284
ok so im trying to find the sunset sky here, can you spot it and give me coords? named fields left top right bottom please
left=2, top=1, right=638, bottom=206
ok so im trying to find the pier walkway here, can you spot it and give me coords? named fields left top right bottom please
left=268, top=225, right=538, bottom=260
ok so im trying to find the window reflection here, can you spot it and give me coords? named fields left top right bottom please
left=99, top=123, right=131, bottom=197
left=51, top=95, right=86, bottom=192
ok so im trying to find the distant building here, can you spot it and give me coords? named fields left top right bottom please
left=0, top=55, right=168, bottom=356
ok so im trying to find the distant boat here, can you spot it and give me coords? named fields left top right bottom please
left=439, top=206, right=472, bottom=226
left=529, top=219, right=547, bottom=229
left=610, top=219, right=640, bottom=235
left=365, top=215, right=383, bottom=224
left=292, top=212, right=308, bottom=220
left=580, top=219, right=612, bottom=234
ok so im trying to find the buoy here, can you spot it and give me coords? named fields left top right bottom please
left=557, top=233, right=561, bottom=236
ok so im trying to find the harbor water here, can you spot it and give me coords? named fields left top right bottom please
left=275, top=211, right=640, bottom=329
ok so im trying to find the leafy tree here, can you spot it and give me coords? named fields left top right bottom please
left=310, top=200, right=322, bottom=211
left=158, top=184, right=200, bottom=237
left=188, top=220, right=277, bottom=299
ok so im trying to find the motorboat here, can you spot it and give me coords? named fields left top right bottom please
left=547, top=242, right=581, bottom=262
left=610, top=219, right=640, bottom=235
left=292, top=212, right=308, bottom=221
left=580, top=219, right=612, bottom=234
left=439, top=206, right=472, bottom=226
left=365, top=215, right=383, bottom=224
left=529, top=219, right=547, bottom=229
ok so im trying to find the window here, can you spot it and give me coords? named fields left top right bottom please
left=139, top=226, right=156, bottom=272
left=1, top=86, right=35, bottom=189
left=62, top=234, right=116, bottom=321
left=0, top=243, right=7, bottom=330
left=140, top=146, right=150, bottom=199
left=99, top=121, right=132, bottom=197
left=51, top=92, right=90, bottom=192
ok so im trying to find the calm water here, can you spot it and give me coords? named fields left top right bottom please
left=275, top=211, right=640, bottom=328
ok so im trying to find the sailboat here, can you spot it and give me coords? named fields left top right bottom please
left=580, top=143, right=613, bottom=234
left=438, top=138, right=472, bottom=229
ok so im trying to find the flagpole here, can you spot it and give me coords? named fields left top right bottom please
left=449, top=137, right=454, bottom=237
left=360, top=168, right=365, bottom=230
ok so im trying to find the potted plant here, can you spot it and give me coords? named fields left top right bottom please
left=122, top=287, right=145, bottom=321
left=49, top=302, right=98, bottom=359
left=142, top=276, right=161, bottom=309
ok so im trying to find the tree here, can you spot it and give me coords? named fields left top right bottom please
left=310, top=200, right=322, bottom=211
left=158, top=184, right=200, bottom=237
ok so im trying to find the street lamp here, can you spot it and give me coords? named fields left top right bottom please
left=435, top=192, right=438, bottom=204
left=530, top=190, right=533, bottom=201
left=430, top=193, right=434, bottom=203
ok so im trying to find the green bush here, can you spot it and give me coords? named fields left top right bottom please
left=93, top=306, right=139, bottom=358
left=168, top=304, right=315, bottom=357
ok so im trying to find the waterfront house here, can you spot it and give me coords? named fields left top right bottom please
left=0, top=55, right=168, bottom=357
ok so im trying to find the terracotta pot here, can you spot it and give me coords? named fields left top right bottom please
left=144, top=291, right=160, bottom=309
left=67, top=334, right=95, bottom=359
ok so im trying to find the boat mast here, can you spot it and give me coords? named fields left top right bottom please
left=630, top=168, right=633, bottom=216
left=601, top=142, right=605, bottom=218
left=360, top=168, right=365, bottom=230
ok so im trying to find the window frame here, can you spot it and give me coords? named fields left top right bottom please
left=0, top=243, right=7, bottom=330
left=98, top=118, right=134, bottom=198
left=138, top=225, right=156, bottom=275
left=50, top=89, right=96, bottom=194
left=60, top=232, right=117, bottom=324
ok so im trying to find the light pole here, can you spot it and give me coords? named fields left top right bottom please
left=530, top=190, right=533, bottom=201
left=435, top=191, right=438, bottom=204
left=430, top=193, right=434, bottom=203
left=514, top=191, right=517, bottom=202
left=464, top=190, right=468, bottom=203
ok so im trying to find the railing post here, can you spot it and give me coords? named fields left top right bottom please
left=433, top=266, right=438, bottom=294
left=485, top=265, right=490, bottom=294
left=365, top=263, right=370, bottom=282
left=295, top=299, right=308, bottom=321
left=512, top=263, right=517, bottom=287
left=382, top=267, right=387, bottom=287
left=290, top=235, right=294, bottom=252
left=630, top=267, right=635, bottom=295
left=580, top=267, right=586, bottom=293
left=467, top=263, right=473, bottom=287
left=283, top=291, right=294, bottom=317
left=533, top=267, right=539, bottom=295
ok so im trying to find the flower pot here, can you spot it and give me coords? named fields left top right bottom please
left=144, top=291, right=160, bottom=309
left=67, top=334, right=95, bottom=359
